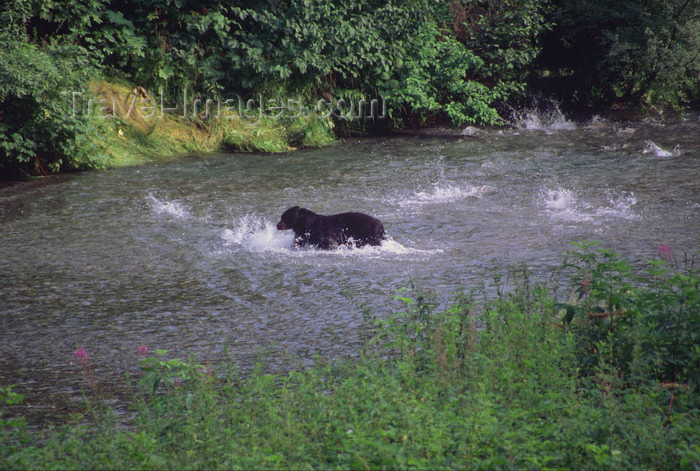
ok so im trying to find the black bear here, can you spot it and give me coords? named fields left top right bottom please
left=276, top=206, right=386, bottom=249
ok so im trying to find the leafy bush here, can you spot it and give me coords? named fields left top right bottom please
left=451, top=0, right=554, bottom=101
left=26, top=0, right=555, bottom=129
left=561, top=241, right=700, bottom=389
left=0, top=0, right=562, bottom=179
left=380, top=20, right=501, bottom=126
left=0, top=10, right=106, bottom=179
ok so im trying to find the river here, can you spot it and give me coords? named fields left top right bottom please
left=1, top=111, right=698, bottom=423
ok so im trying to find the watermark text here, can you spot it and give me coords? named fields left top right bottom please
left=61, top=88, right=387, bottom=124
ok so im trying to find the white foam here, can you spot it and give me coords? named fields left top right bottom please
left=590, top=115, right=608, bottom=126
left=539, top=186, right=639, bottom=222
left=406, top=182, right=493, bottom=206
left=222, top=214, right=295, bottom=252
left=542, top=187, right=575, bottom=210
left=643, top=140, right=679, bottom=157
left=595, top=192, right=641, bottom=220
left=148, top=194, right=190, bottom=219
left=512, top=102, right=575, bottom=133
left=540, top=187, right=592, bottom=222
left=326, top=238, right=443, bottom=257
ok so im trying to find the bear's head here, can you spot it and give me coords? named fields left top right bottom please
left=276, top=206, right=315, bottom=232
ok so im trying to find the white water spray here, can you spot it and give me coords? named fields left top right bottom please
left=147, top=194, right=190, bottom=219
left=512, top=100, right=576, bottom=132
left=643, top=140, right=680, bottom=157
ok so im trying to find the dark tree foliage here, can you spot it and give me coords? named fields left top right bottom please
left=3, top=0, right=698, bottom=178
left=536, top=0, right=700, bottom=108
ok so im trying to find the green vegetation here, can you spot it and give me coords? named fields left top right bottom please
left=0, top=27, right=105, bottom=178
left=5, top=0, right=698, bottom=179
left=536, top=0, right=700, bottom=109
left=1, top=244, right=698, bottom=469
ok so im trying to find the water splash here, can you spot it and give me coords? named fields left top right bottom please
left=539, top=186, right=639, bottom=222
left=512, top=101, right=576, bottom=133
left=596, top=192, right=640, bottom=220
left=299, top=237, right=443, bottom=258
left=222, top=214, right=294, bottom=252
left=405, top=182, right=493, bottom=206
left=221, top=214, right=441, bottom=257
left=539, top=186, right=592, bottom=222
left=643, top=140, right=679, bottom=157
left=461, top=126, right=480, bottom=136
left=147, top=194, right=190, bottom=219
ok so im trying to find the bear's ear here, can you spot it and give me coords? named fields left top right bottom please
left=282, top=206, right=300, bottom=222
left=297, top=207, right=313, bottom=219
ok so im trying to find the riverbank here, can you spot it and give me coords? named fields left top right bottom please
left=50, top=80, right=700, bottom=175
left=83, top=80, right=338, bottom=169
left=1, top=73, right=696, bottom=183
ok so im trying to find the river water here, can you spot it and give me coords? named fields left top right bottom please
left=1, top=111, right=699, bottom=423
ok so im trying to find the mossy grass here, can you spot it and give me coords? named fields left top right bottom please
left=83, top=80, right=337, bottom=169
left=1, top=244, right=698, bottom=469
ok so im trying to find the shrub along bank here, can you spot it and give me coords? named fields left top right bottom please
left=1, top=244, right=698, bottom=469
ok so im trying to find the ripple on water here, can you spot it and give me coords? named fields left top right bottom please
left=538, top=185, right=640, bottom=223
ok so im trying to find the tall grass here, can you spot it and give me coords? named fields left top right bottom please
left=85, top=81, right=337, bottom=170
left=1, top=244, right=698, bottom=469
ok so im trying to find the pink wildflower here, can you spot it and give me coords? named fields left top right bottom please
left=658, top=244, right=672, bottom=260
left=138, top=345, right=149, bottom=356
left=581, top=275, right=590, bottom=292
left=73, top=347, right=98, bottom=393
left=74, top=347, right=88, bottom=362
